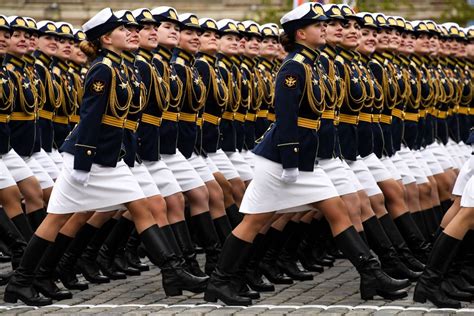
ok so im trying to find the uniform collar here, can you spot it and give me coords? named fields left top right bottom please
left=382, top=51, right=394, bottom=61
left=23, top=54, right=35, bottom=66
left=34, top=50, right=52, bottom=67
left=398, top=54, right=410, bottom=65
left=122, top=51, right=136, bottom=65
left=294, top=43, right=318, bottom=62
left=230, top=55, right=241, bottom=66
left=216, top=53, right=234, bottom=69
left=241, top=55, right=256, bottom=69
left=322, top=44, right=338, bottom=59
left=372, top=51, right=386, bottom=64
left=258, top=57, right=274, bottom=71
left=197, top=52, right=216, bottom=65
left=102, top=49, right=122, bottom=65
left=3, top=54, right=26, bottom=69
left=155, top=45, right=172, bottom=62
left=337, top=46, right=355, bottom=62
left=173, top=47, right=195, bottom=66
left=358, top=53, right=370, bottom=64
left=410, top=54, right=423, bottom=67
left=52, top=57, right=70, bottom=73
left=137, top=48, right=153, bottom=62
left=68, top=61, right=82, bottom=74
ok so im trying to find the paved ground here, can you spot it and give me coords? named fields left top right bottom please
left=0, top=256, right=472, bottom=315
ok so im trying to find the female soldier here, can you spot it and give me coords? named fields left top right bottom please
left=204, top=2, right=409, bottom=306
left=4, top=8, right=207, bottom=306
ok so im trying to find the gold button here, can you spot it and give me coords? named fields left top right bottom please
left=294, top=148, right=298, bottom=153
left=86, top=150, right=92, bottom=156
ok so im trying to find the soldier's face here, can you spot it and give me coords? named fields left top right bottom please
left=325, top=19, right=344, bottom=45
left=456, top=41, right=466, bottom=57
left=242, top=36, right=261, bottom=58
left=0, top=29, right=11, bottom=56
left=357, top=27, right=377, bottom=55
left=296, top=22, right=326, bottom=49
left=28, top=33, right=38, bottom=53
left=178, top=28, right=201, bottom=55
left=125, top=26, right=140, bottom=51
left=340, top=19, right=360, bottom=50
left=7, top=29, right=29, bottom=56
left=37, top=34, right=58, bottom=56
left=376, top=28, right=390, bottom=51
left=219, top=34, right=239, bottom=56
left=467, top=42, right=474, bottom=59
left=158, top=21, right=180, bottom=49
left=429, top=35, right=440, bottom=54
left=199, top=30, right=219, bottom=55
left=388, top=29, right=400, bottom=51
left=102, top=25, right=131, bottom=53
left=55, top=36, right=74, bottom=60
left=260, top=37, right=278, bottom=58
left=399, top=32, right=415, bottom=54
left=414, top=33, right=430, bottom=55
left=69, top=42, right=87, bottom=65
left=139, top=24, right=159, bottom=51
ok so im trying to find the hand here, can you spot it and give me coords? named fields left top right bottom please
left=281, top=168, right=299, bottom=183
left=71, top=170, right=90, bottom=186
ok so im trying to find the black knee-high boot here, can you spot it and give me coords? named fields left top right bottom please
left=393, top=212, right=431, bottom=263
left=363, top=216, right=421, bottom=281
left=4, top=235, right=52, bottom=306
left=334, top=226, right=410, bottom=300
left=190, top=212, right=221, bottom=275
left=379, top=214, right=425, bottom=272
left=413, top=232, right=462, bottom=308
left=125, top=230, right=149, bottom=271
left=0, top=209, right=27, bottom=270
left=277, top=221, right=313, bottom=281
left=77, top=219, right=117, bottom=284
left=225, top=204, right=243, bottom=228
left=204, top=233, right=253, bottom=306
left=140, top=225, right=209, bottom=296
left=26, top=208, right=46, bottom=231
left=245, top=233, right=275, bottom=292
left=440, top=199, right=453, bottom=214
left=34, top=233, right=73, bottom=300
left=422, top=208, right=439, bottom=241
left=296, top=221, right=324, bottom=273
left=259, top=227, right=293, bottom=284
left=213, top=215, right=232, bottom=245
left=97, top=217, right=137, bottom=279
left=171, top=220, right=207, bottom=277
left=56, top=223, right=97, bottom=290
left=11, top=212, right=33, bottom=241
left=412, top=211, right=430, bottom=240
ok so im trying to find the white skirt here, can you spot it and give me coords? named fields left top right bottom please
left=420, top=147, right=444, bottom=176
left=318, top=158, right=357, bottom=196
left=48, top=154, right=145, bottom=214
left=23, top=156, right=54, bottom=189
left=461, top=175, right=474, bottom=207
left=32, top=149, right=60, bottom=180
left=380, top=156, right=402, bottom=181
left=130, top=163, right=161, bottom=198
left=241, top=150, right=256, bottom=170
left=208, top=149, right=240, bottom=180
left=346, top=159, right=382, bottom=197
left=414, top=151, right=434, bottom=178
left=188, top=153, right=215, bottom=183
left=452, top=158, right=473, bottom=196
left=2, top=149, right=33, bottom=182
left=161, top=151, right=205, bottom=192
left=240, top=155, right=338, bottom=214
left=143, top=159, right=182, bottom=197
left=49, top=149, right=64, bottom=171
left=0, top=159, right=16, bottom=189
left=362, top=153, right=393, bottom=183
left=204, top=156, right=219, bottom=173
left=390, top=153, right=416, bottom=185
left=226, top=151, right=254, bottom=182
left=427, top=142, right=454, bottom=171
left=397, top=147, right=429, bottom=185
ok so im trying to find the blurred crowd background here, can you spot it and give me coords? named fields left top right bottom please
left=1, top=0, right=473, bottom=30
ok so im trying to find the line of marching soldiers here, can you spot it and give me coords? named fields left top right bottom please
left=0, top=2, right=473, bottom=309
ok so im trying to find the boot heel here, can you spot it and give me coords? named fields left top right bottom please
left=413, top=290, right=427, bottom=303
left=360, top=287, right=376, bottom=300
left=164, top=286, right=182, bottom=297
left=204, top=291, right=218, bottom=302
left=4, top=291, right=18, bottom=303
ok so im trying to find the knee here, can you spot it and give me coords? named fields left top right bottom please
left=165, top=193, right=185, bottom=214
left=2, top=186, right=22, bottom=205
left=419, top=183, right=432, bottom=198
left=150, top=196, right=167, bottom=213
left=241, top=213, right=272, bottom=232
left=208, top=181, right=224, bottom=201
left=231, top=178, right=246, bottom=194
left=457, top=208, right=474, bottom=227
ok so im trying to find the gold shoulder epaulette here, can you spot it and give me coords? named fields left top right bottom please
left=5, top=64, right=14, bottom=72
left=53, top=66, right=61, bottom=76
left=101, top=57, right=112, bottom=67
left=218, top=61, right=227, bottom=69
left=292, top=53, right=305, bottom=63
left=175, top=57, right=185, bottom=66
left=335, top=55, right=344, bottom=64
left=320, top=51, right=329, bottom=59
left=35, top=59, right=45, bottom=68
left=136, top=55, right=146, bottom=62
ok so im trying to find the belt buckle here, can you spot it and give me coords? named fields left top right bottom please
left=123, top=118, right=128, bottom=128
left=355, top=115, right=359, bottom=125
left=176, top=113, right=181, bottom=121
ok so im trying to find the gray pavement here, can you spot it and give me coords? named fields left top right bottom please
left=0, top=257, right=472, bottom=315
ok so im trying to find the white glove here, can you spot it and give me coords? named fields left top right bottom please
left=469, top=155, right=474, bottom=170
left=71, top=170, right=90, bottom=186
left=281, top=168, right=299, bottom=183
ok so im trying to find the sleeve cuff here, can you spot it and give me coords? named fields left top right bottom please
left=278, top=143, right=299, bottom=169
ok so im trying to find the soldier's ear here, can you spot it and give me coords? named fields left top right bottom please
left=295, top=28, right=306, bottom=41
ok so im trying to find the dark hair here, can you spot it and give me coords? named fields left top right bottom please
left=80, top=39, right=101, bottom=60
left=280, top=31, right=296, bottom=52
